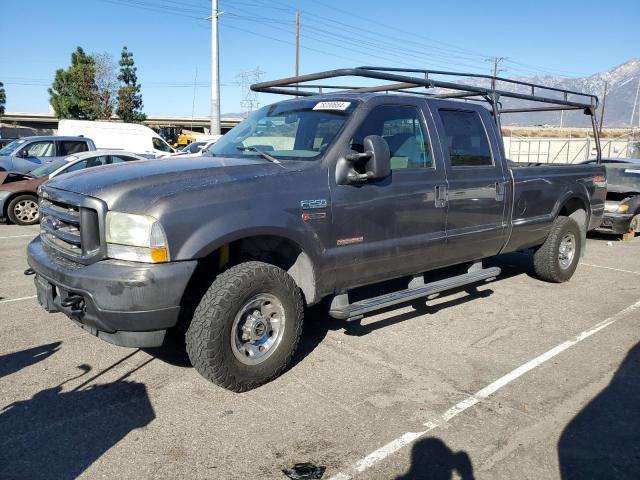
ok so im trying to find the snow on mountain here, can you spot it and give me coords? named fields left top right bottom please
left=497, top=59, right=640, bottom=127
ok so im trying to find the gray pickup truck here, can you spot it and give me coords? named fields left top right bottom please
left=26, top=68, right=606, bottom=392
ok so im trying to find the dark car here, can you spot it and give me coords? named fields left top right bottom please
left=27, top=67, right=606, bottom=392
left=0, top=138, right=18, bottom=149
left=581, top=157, right=640, bottom=165
left=594, top=159, right=640, bottom=239
left=0, top=151, right=146, bottom=225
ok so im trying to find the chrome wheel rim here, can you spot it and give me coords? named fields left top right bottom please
left=558, top=233, right=576, bottom=269
left=231, top=293, right=285, bottom=365
left=14, top=199, right=39, bottom=223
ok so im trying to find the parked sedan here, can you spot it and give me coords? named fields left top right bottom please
left=0, top=150, right=147, bottom=225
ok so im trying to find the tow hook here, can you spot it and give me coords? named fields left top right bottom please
left=61, top=295, right=84, bottom=308
left=24, top=268, right=35, bottom=276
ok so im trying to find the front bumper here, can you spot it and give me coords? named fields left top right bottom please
left=0, top=191, right=11, bottom=218
left=597, top=212, right=635, bottom=235
left=27, top=236, right=197, bottom=347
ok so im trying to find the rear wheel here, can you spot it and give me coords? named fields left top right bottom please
left=7, top=194, right=39, bottom=226
left=533, top=216, right=582, bottom=283
left=186, top=261, right=304, bottom=392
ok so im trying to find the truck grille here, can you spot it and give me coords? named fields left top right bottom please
left=39, top=187, right=106, bottom=265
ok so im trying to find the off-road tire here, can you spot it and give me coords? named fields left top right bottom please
left=7, top=194, right=40, bottom=226
left=533, top=216, right=582, bottom=283
left=186, top=261, right=304, bottom=392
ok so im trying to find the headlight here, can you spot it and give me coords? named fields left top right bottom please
left=617, top=204, right=629, bottom=213
left=105, top=211, right=170, bottom=263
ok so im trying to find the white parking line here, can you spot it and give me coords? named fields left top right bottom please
left=0, top=295, right=37, bottom=304
left=580, top=262, right=640, bottom=276
left=329, top=299, right=640, bottom=480
left=0, top=234, right=37, bottom=240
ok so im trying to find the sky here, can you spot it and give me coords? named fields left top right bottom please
left=1, top=0, right=638, bottom=117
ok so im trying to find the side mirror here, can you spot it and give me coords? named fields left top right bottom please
left=336, top=135, right=391, bottom=185
left=16, top=149, right=27, bottom=158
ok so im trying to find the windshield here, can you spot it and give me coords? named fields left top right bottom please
left=152, top=137, right=175, bottom=153
left=29, top=158, right=69, bottom=177
left=206, top=99, right=358, bottom=161
left=0, top=139, right=26, bottom=156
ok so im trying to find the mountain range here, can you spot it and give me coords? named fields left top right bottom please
left=225, top=59, right=640, bottom=128
left=465, top=59, right=640, bottom=128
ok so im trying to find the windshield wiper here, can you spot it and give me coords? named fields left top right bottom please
left=236, top=146, right=286, bottom=169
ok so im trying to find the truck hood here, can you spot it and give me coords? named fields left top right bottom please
left=604, top=163, right=640, bottom=194
left=44, top=156, right=298, bottom=212
left=0, top=171, right=47, bottom=193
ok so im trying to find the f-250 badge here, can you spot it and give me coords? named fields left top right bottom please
left=300, top=199, right=327, bottom=210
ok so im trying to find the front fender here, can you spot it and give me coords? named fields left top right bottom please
left=0, top=158, right=13, bottom=172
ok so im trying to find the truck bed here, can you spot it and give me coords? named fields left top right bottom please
left=503, top=162, right=606, bottom=253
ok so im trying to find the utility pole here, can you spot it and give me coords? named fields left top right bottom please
left=488, top=56, right=506, bottom=91
left=630, top=78, right=640, bottom=127
left=599, top=80, right=608, bottom=136
left=295, top=11, right=300, bottom=77
left=210, top=0, right=221, bottom=135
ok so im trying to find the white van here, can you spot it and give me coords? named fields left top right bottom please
left=57, top=120, right=176, bottom=158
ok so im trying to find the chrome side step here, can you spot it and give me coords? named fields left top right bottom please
left=329, top=267, right=500, bottom=320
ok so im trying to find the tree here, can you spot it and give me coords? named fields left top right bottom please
left=94, top=53, right=119, bottom=119
left=0, top=82, right=6, bottom=116
left=49, top=47, right=101, bottom=120
left=116, top=47, right=146, bottom=123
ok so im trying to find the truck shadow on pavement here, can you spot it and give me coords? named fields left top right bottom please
left=0, top=350, right=155, bottom=480
left=291, top=253, right=531, bottom=371
left=0, top=341, right=61, bottom=379
left=558, top=341, right=640, bottom=480
left=395, top=437, right=475, bottom=480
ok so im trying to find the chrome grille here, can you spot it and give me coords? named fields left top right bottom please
left=39, top=187, right=106, bottom=265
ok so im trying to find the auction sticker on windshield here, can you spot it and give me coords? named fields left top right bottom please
left=313, top=101, right=351, bottom=111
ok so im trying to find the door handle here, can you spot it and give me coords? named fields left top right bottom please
left=435, top=185, right=448, bottom=208
left=495, top=181, right=506, bottom=201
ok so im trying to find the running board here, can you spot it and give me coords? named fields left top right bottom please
left=329, top=267, right=501, bottom=320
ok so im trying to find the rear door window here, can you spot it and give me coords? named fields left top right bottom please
left=59, top=141, right=88, bottom=156
left=438, top=110, right=493, bottom=167
left=64, top=155, right=109, bottom=173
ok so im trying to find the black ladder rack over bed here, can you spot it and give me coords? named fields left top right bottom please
left=251, top=66, right=602, bottom=161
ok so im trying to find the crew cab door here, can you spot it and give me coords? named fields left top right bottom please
left=430, top=103, right=508, bottom=263
left=329, top=100, right=449, bottom=290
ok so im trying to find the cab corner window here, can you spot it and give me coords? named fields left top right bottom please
left=350, top=105, right=433, bottom=170
left=439, top=110, right=493, bottom=167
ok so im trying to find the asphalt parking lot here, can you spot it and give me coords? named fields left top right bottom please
left=1, top=223, right=639, bottom=480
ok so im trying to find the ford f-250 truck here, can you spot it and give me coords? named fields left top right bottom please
left=26, top=67, right=606, bottom=392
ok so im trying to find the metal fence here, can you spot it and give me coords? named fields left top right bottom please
left=505, top=137, right=640, bottom=163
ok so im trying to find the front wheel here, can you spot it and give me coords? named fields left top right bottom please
left=533, top=216, right=582, bottom=283
left=7, top=194, right=40, bottom=226
left=186, top=261, right=304, bottom=392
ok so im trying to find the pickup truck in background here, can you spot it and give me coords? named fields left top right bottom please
left=0, top=136, right=96, bottom=173
left=595, top=158, right=640, bottom=239
left=26, top=67, right=606, bottom=392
